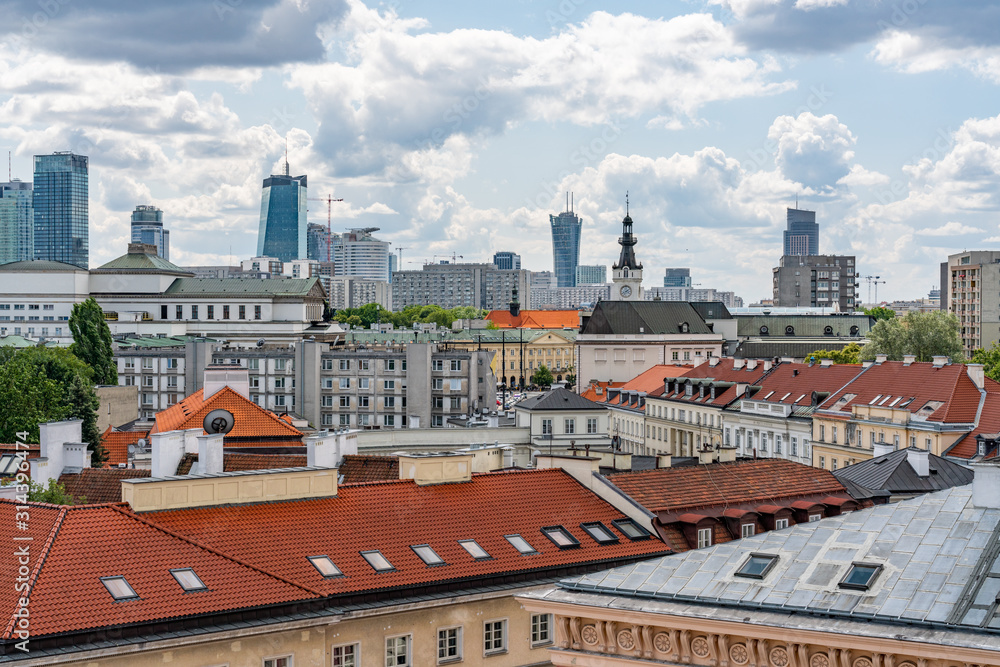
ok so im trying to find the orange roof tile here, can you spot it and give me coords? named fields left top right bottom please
left=947, top=379, right=1000, bottom=459
left=744, top=362, right=865, bottom=404
left=339, top=455, right=399, bottom=483
left=175, top=451, right=310, bottom=475
left=58, top=468, right=151, bottom=504
left=100, top=427, right=148, bottom=466
left=150, top=386, right=302, bottom=445
left=579, top=381, right=625, bottom=402
left=486, top=310, right=579, bottom=329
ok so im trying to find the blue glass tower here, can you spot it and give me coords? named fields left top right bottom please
left=550, top=193, right=582, bottom=288
left=783, top=207, right=819, bottom=256
left=0, top=181, right=34, bottom=264
left=33, top=152, right=89, bottom=268
left=130, top=205, right=169, bottom=260
left=257, top=163, right=307, bottom=262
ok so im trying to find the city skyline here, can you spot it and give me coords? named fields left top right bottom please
left=2, top=2, right=999, bottom=300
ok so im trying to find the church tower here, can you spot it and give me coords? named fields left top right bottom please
left=611, top=196, right=643, bottom=301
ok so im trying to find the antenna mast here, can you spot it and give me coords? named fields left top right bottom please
left=284, top=137, right=290, bottom=176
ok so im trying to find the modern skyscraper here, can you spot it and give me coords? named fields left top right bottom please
left=0, top=180, right=33, bottom=264
left=575, top=264, right=606, bottom=285
left=33, top=152, right=89, bottom=268
left=550, top=193, right=582, bottom=287
left=306, top=222, right=332, bottom=263
left=257, top=162, right=307, bottom=263
left=663, top=268, right=692, bottom=288
left=493, top=251, right=521, bottom=271
left=783, top=207, right=819, bottom=256
left=333, top=227, right=391, bottom=281
left=130, top=205, right=169, bottom=261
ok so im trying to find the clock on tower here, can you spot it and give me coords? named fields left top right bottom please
left=611, top=195, right=643, bottom=301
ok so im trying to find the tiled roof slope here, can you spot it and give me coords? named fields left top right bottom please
left=818, top=360, right=981, bottom=424
left=58, top=468, right=151, bottom=504
left=0, top=501, right=318, bottom=639
left=651, top=358, right=774, bottom=407
left=150, top=386, right=302, bottom=444
left=145, top=469, right=671, bottom=599
left=579, top=381, right=626, bottom=402
left=947, top=378, right=1000, bottom=460
left=516, top=387, right=605, bottom=412
left=833, top=447, right=973, bottom=494
left=606, top=458, right=848, bottom=514
left=581, top=301, right=714, bottom=336
left=175, top=452, right=309, bottom=476
left=746, top=361, right=864, bottom=404
left=100, top=427, right=148, bottom=466
left=486, top=310, right=580, bottom=329
left=339, top=455, right=399, bottom=483
left=558, top=484, right=1000, bottom=641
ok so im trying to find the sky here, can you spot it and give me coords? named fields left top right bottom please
left=2, top=0, right=999, bottom=304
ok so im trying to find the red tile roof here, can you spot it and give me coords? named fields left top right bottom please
left=579, top=381, right=626, bottom=402
left=652, top=359, right=774, bottom=407
left=144, top=468, right=671, bottom=598
left=58, top=468, right=151, bottom=504
left=606, top=458, right=849, bottom=514
left=100, top=427, right=148, bottom=466
left=150, top=386, right=302, bottom=445
left=338, top=455, right=399, bottom=484
left=0, top=500, right=318, bottom=639
left=175, top=451, right=309, bottom=475
left=946, top=378, right=1000, bottom=460
left=746, top=362, right=865, bottom=405
left=595, top=365, right=682, bottom=412
left=486, top=310, right=579, bottom=329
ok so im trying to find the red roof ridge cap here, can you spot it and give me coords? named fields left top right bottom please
left=2, top=506, right=67, bottom=639
left=108, top=504, right=325, bottom=597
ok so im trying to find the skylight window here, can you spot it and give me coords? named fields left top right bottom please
left=458, top=539, right=491, bottom=560
left=0, top=454, right=20, bottom=475
left=170, top=568, right=207, bottom=592
left=794, top=394, right=806, bottom=404
left=101, top=576, right=139, bottom=601
left=307, top=555, right=343, bottom=578
left=878, top=395, right=892, bottom=406
left=505, top=534, right=538, bottom=555
left=763, top=391, right=775, bottom=400
left=779, top=393, right=791, bottom=402
left=888, top=397, right=902, bottom=407
left=735, top=553, right=779, bottom=579
left=580, top=522, right=619, bottom=544
left=839, top=563, right=882, bottom=590
left=411, top=544, right=446, bottom=566
left=360, top=550, right=396, bottom=572
left=868, top=394, right=883, bottom=405
left=612, top=518, right=652, bottom=541
left=541, top=526, right=580, bottom=549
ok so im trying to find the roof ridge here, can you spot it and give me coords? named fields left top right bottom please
left=107, top=504, right=325, bottom=597
left=3, top=506, right=67, bottom=639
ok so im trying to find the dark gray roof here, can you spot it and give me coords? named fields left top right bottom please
left=515, top=388, right=605, bottom=412
left=551, top=484, right=1000, bottom=642
left=689, top=301, right=733, bottom=320
left=834, top=447, right=973, bottom=494
left=163, top=277, right=324, bottom=298
left=734, top=340, right=856, bottom=359
left=581, top=301, right=713, bottom=335
left=0, top=259, right=87, bottom=272
left=736, top=314, right=874, bottom=337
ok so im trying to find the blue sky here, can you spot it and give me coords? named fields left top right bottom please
left=2, top=0, right=999, bottom=302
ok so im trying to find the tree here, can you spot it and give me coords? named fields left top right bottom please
left=864, top=306, right=896, bottom=321
left=531, top=365, right=554, bottom=388
left=804, top=342, right=862, bottom=365
left=564, top=365, right=576, bottom=389
left=27, top=478, right=83, bottom=505
left=860, top=311, right=963, bottom=362
left=69, top=297, right=118, bottom=385
left=970, top=341, right=1000, bottom=382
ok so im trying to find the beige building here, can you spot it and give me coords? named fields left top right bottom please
left=449, top=328, right=577, bottom=388
left=945, top=250, right=1000, bottom=357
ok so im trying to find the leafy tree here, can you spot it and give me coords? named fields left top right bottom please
left=970, top=341, right=1000, bottom=382
left=27, top=478, right=83, bottom=505
left=564, top=365, right=576, bottom=388
left=69, top=297, right=118, bottom=385
left=804, top=342, right=862, bottom=365
left=860, top=311, right=963, bottom=362
left=531, top=365, right=554, bottom=388
left=864, top=306, right=896, bottom=321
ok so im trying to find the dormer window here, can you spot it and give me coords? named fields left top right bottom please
left=679, top=322, right=689, bottom=333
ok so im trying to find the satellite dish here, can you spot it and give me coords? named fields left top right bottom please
left=204, top=409, right=235, bottom=434
left=137, top=438, right=147, bottom=450
left=257, top=339, right=265, bottom=347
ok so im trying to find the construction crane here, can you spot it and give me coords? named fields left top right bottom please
left=395, top=247, right=411, bottom=267
left=433, top=253, right=463, bottom=264
left=307, top=194, right=345, bottom=262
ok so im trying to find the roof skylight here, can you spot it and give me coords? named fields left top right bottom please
left=101, top=576, right=139, bottom=601
left=878, top=395, right=892, bottom=406
left=779, top=392, right=791, bottom=402
left=794, top=394, right=806, bottom=404
left=458, top=539, right=491, bottom=560
left=505, top=534, right=538, bottom=555
left=411, top=544, right=446, bottom=567
left=888, top=397, right=902, bottom=407
left=170, top=568, right=207, bottom=592
left=307, top=555, right=343, bottom=578
left=839, top=562, right=882, bottom=590
left=580, top=522, right=619, bottom=544
left=763, top=391, right=775, bottom=400
left=612, top=518, right=652, bottom=541
left=360, top=550, right=396, bottom=572
left=869, top=394, right=883, bottom=405
left=735, top=553, right=779, bottom=579
left=0, top=454, right=20, bottom=475
left=541, top=526, right=580, bottom=549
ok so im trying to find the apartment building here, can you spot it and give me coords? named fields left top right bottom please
left=771, top=254, right=857, bottom=310
left=945, top=250, right=1000, bottom=357
left=391, top=261, right=531, bottom=310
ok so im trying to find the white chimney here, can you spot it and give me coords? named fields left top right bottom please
left=203, top=364, right=250, bottom=400
left=708, top=357, right=720, bottom=367
left=872, top=442, right=894, bottom=458
left=875, top=354, right=888, bottom=364
left=151, top=428, right=201, bottom=478
left=62, top=442, right=90, bottom=472
left=820, top=359, right=833, bottom=367
left=732, top=359, right=745, bottom=370
left=763, top=360, right=773, bottom=371
left=746, top=359, right=758, bottom=371
left=972, top=461, right=1000, bottom=508
left=968, top=363, right=985, bottom=389
left=29, top=419, right=84, bottom=487
left=903, top=354, right=916, bottom=365
left=932, top=356, right=949, bottom=367
left=906, top=447, right=929, bottom=477
left=197, top=433, right=225, bottom=475
left=698, top=446, right=716, bottom=465
left=306, top=432, right=338, bottom=468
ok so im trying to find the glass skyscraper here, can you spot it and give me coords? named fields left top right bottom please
left=33, top=152, right=89, bottom=268
left=257, top=168, right=307, bottom=262
left=663, top=267, right=692, bottom=287
left=130, top=205, right=169, bottom=260
left=550, top=196, right=582, bottom=288
left=492, top=251, right=521, bottom=270
left=783, top=207, right=819, bottom=256
left=0, top=181, right=34, bottom=264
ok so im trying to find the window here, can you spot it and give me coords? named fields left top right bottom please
left=587, top=417, right=598, bottom=434
left=736, top=553, right=779, bottom=579
left=775, top=518, right=789, bottom=530
left=307, top=555, right=343, bottom=578
left=275, top=378, right=285, bottom=389
left=819, top=456, right=825, bottom=469
left=449, top=378, right=461, bottom=391
left=840, top=562, right=883, bottom=590
left=432, top=359, right=444, bottom=371
left=237, top=304, right=245, bottom=319
left=340, top=359, right=350, bottom=370
left=360, top=378, right=370, bottom=390
left=359, top=395, right=370, bottom=408
left=333, top=643, right=358, bottom=667
left=101, top=576, right=139, bottom=601
left=613, top=518, right=652, bottom=540
left=175, top=305, right=183, bottom=319
left=741, top=523, right=755, bottom=538
left=451, top=359, right=462, bottom=371
left=385, top=359, right=396, bottom=371
left=580, top=522, right=619, bottom=544
left=697, top=527, right=713, bottom=548
left=384, top=380, right=395, bottom=390
left=361, top=550, right=395, bottom=572
left=340, top=378, right=350, bottom=389
left=541, top=525, right=580, bottom=549
left=254, top=305, right=262, bottom=320
left=339, top=414, right=350, bottom=426
left=411, top=544, right=445, bottom=566
left=142, top=375, right=154, bottom=387
left=264, top=658, right=291, bottom=667
left=541, top=419, right=552, bottom=435
left=170, top=568, right=207, bottom=592
left=248, top=358, right=259, bottom=370
left=275, top=358, right=287, bottom=371
left=808, top=513, right=822, bottom=522
left=484, top=619, right=507, bottom=655
left=458, top=539, right=491, bottom=560
left=531, top=613, right=553, bottom=647
left=339, top=396, right=350, bottom=408
left=438, top=627, right=462, bottom=663
left=384, top=396, right=395, bottom=408
left=190, top=304, right=198, bottom=319
left=360, top=359, right=370, bottom=371
left=564, top=418, right=575, bottom=434
left=222, top=305, right=230, bottom=319
left=385, top=635, right=410, bottom=667
left=505, top=534, right=538, bottom=555
left=141, top=358, right=154, bottom=370
left=819, top=425, right=825, bottom=441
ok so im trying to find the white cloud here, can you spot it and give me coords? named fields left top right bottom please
left=917, top=222, right=985, bottom=236
left=767, top=112, right=857, bottom=191
left=793, top=0, right=849, bottom=10
left=837, top=164, right=890, bottom=187
left=872, top=30, right=1000, bottom=84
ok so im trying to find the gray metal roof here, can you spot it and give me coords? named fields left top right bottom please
left=581, top=301, right=713, bottom=335
left=689, top=301, right=733, bottom=320
left=734, top=340, right=858, bottom=359
left=736, top=314, right=874, bottom=337
left=92, top=252, right=193, bottom=275
left=558, top=484, right=1000, bottom=637
left=516, top=387, right=605, bottom=412
left=0, top=259, right=87, bottom=272
left=163, top=277, right=323, bottom=297
left=833, top=447, right=973, bottom=494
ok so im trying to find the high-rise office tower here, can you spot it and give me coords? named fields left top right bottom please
left=575, top=264, right=606, bottom=285
left=663, top=268, right=692, bottom=288
left=307, top=222, right=333, bottom=263
left=333, top=227, right=391, bottom=281
left=130, top=205, right=169, bottom=261
left=492, top=251, right=521, bottom=271
left=0, top=180, right=33, bottom=264
left=33, top=152, right=89, bottom=268
left=783, top=207, right=819, bottom=256
left=550, top=192, right=582, bottom=287
left=257, top=161, right=307, bottom=263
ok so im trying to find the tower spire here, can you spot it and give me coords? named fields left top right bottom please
left=284, top=137, right=290, bottom=176
left=626, top=190, right=629, bottom=217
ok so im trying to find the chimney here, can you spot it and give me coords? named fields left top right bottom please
left=306, top=431, right=343, bottom=468
left=903, top=354, right=916, bottom=365
left=906, top=447, right=929, bottom=477
left=872, top=441, right=894, bottom=458
left=820, top=359, right=833, bottom=367
left=203, top=364, right=250, bottom=400
left=708, top=357, right=720, bottom=367
left=197, top=433, right=225, bottom=475
left=746, top=359, right=758, bottom=371
left=698, top=446, right=716, bottom=465
left=967, top=363, right=985, bottom=389
left=763, top=360, right=772, bottom=371
left=30, top=419, right=84, bottom=488
left=932, top=355, right=949, bottom=367
left=398, top=452, right=473, bottom=485
left=972, top=461, right=1000, bottom=509
left=717, top=446, right=738, bottom=463
left=62, top=442, right=90, bottom=473
left=862, top=361, right=873, bottom=368
left=151, top=428, right=200, bottom=478
left=875, top=354, right=888, bottom=364
left=732, top=358, right=745, bottom=370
